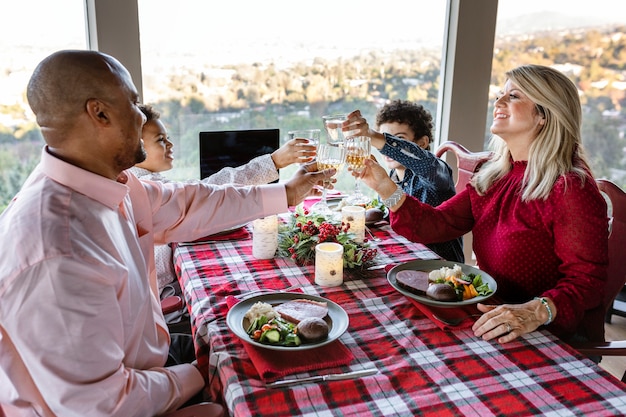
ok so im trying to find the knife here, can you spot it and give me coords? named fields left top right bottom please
left=265, top=368, right=378, bottom=388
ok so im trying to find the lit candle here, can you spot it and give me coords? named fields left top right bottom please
left=315, top=242, right=344, bottom=287
left=341, top=205, right=365, bottom=243
left=252, top=215, right=278, bottom=259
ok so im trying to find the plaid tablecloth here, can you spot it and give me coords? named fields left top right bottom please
left=174, top=219, right=626, bottom=417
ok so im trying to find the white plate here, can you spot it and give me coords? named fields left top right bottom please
left=226, top=292, right=349, bottom=351
left=387, top=259, right=497, bottom=308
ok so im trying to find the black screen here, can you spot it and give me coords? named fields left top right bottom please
left=199, top=129, right=280, bottom=180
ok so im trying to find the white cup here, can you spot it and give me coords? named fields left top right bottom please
left=252, top=215, right=278, bottom=259
left=341, top=205, right=366, bottom=243
left=315, top=242, right=344, bottom=287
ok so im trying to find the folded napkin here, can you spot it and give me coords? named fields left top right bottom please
left=226, top=296, right=354, bottom=382
left=408, top=298, right=479, bottom=330
left=187, top=227, right=250, bottom=244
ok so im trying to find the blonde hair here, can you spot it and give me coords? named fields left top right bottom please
left=473, top=64, right=592, bottom=201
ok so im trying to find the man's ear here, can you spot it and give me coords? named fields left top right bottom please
left=85, top=98, right=110, bottom=125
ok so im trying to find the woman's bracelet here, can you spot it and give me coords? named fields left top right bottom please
left=534, top=297, right=553, bottom=325
left=382, top=184, right=404, bottom=208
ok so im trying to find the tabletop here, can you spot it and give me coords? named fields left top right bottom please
left=173, top=217, right=626, bottom=417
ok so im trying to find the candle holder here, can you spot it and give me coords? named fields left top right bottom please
left=341, top=205, right=365, bottom=243
left=315, top=242, right=344, bottom=287
left=252, top=215, right=278, bottom=259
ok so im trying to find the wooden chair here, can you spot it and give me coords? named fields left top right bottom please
left=570, top=179, right=626, bottom=381
left=434, top=141, right=494, bottom=264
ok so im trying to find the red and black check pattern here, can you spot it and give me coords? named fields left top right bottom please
left=174, top=219, right=626, bottom=417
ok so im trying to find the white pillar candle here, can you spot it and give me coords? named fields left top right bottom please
left=341, top=205, right=366, bottom=243
left=252, top=215, right=278, bottom=259
left=315, top=242, right=344, bottom=287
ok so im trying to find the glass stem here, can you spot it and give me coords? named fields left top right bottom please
left=354, top=178, right=362, bottom=196
left=320, top=183, right=328, bottom=205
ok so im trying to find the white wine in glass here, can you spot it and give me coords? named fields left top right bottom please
left=345, top=136, right=372, bottom=205
left=310, top=143, right=346, bottom=216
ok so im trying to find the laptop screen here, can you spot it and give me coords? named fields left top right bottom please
left=199, top=129, right=280, bottom=180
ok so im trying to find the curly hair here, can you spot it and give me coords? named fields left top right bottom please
left=375, top=100, right=433, bottom=149
left=138, top=103, right=160, bottom=122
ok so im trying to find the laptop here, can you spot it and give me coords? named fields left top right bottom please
left=199, top=128, right=280, bottom=180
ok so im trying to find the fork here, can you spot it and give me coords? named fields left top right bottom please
left=234, top=283, right=305, bottom=299
left=365, top=226, right=381, bottom=242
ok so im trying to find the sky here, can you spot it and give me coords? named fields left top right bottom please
left=3, top=0, right=626, bottom=51
left=1, top=0, right=625, bottom=104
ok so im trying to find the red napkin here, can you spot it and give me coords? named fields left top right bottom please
left=408, top=298, right=479, bottom=330
left=302, top=191, right=345, bottom=211
left=226, top=296, right=354, bottom=382
left=189, top=227, right=250, bottom=243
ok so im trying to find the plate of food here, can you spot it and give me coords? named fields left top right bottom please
left=226, top=292, right=349, bottom=351
left=335, top=198, right=389, bottom=225
left=387, top=259, right=497, bottom=308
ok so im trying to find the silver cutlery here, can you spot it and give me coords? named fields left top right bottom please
left=266, top=368, right=378, bottom=388
left=365, top=226, right=381, bottom=242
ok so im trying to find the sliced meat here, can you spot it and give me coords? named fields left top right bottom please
left=395, top=270, right=430, bottom=296
left=274, top=299, right=328, bottom=324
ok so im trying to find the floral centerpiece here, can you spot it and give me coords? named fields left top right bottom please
left=277, top=206, right=378, bottom=269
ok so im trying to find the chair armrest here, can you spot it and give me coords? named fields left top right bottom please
left=569, top=340, right=626, bottom=357
left=161, top=295, right=184, bottom=314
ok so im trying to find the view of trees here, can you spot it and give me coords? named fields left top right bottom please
left=1, top=24, right=625, bottom=211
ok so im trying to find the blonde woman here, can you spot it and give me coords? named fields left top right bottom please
left=357, top=64, right=608, bottom=345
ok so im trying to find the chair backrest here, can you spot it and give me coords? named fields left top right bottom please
left=434, top=141, right=494, bottom=192
left=597, top=179, right=626, bottom=316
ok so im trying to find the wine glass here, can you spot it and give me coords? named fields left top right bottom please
left=310, top=143, right=346, bottom=216
left=322, top=114, right=356, bottom=145
left=287, top=129, right=321, bottom=147
left=345, top=136, right=372, bottom=205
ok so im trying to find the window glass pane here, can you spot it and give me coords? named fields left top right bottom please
left=138, top=0, right=447, bottom=190
left=0, top=0, right=86, bottom=210
left=489, top=1, right=626, bottom=187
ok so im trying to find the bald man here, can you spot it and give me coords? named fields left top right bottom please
left=0, top=50, right=334, bottom=417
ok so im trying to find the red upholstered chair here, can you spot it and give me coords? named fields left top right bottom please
left=570, top=179, right=626, bottom=381
left=162, top=403, right=225, bottom=417
left=162, top=295, right=184, bottom=314
left=434, top=141, right=494, bottom=264
left=434, top=141, right=494, bottom=193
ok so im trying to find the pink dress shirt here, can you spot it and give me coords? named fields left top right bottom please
left=129, top=152, right=279, bottom=293
left=0, top=147, right=287, bottom=416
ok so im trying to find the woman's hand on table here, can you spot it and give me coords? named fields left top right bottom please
left=472, top=298, right=555, bottom=343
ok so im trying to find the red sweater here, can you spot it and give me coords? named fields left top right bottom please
left=391, top=161, right=608, bottom=340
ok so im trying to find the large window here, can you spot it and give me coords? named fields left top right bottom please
left=489, top=1, right=626, bottom=187
left=3, top=1, right=626, bottom=211
left=0, top=0, right=86, bottom=211
left=136, top=0, right=448, bottom=189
